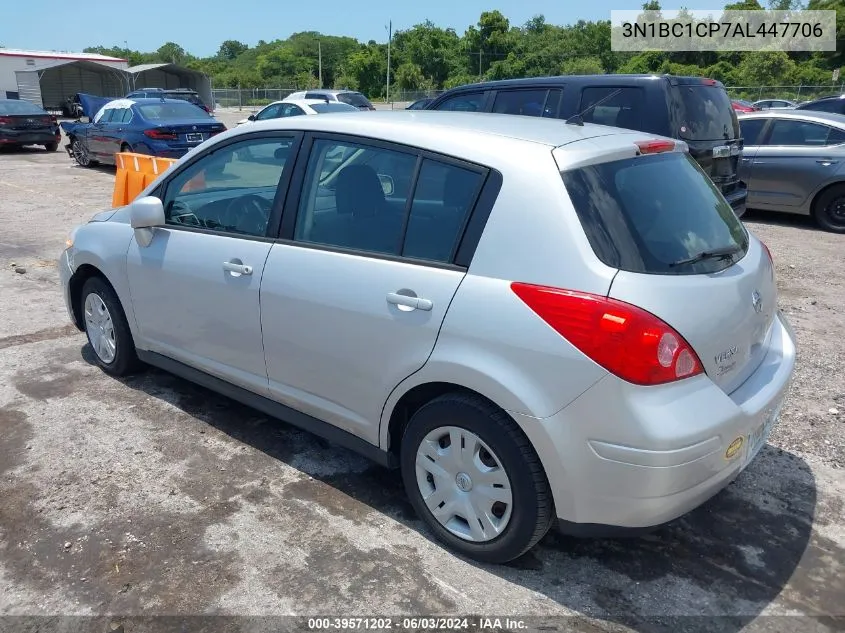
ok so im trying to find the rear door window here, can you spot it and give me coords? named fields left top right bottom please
left=491, top=89, right=560, bottom=118
left=561, top=152, right=748, bottom=275
left=671, top=85, right=740, bottom=141
left=765, top=120, right=836, bottom=146
left=434, top=92, right=486, bottom=112
left=578, top=87, right=645, bottom=130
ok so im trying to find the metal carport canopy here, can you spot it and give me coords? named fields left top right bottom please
left=15, top=60, right=130, bottom=110
left=127, top=64, right=212, bottom=110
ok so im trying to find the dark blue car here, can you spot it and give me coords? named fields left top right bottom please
left=61, top=97, right=226, bottom=167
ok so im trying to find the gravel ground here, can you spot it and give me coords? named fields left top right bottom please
left=0, top=117, right=843, bottom=633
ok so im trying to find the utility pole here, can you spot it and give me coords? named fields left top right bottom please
left=478, top=51, right=483, bottom=79
left=386, top=19, right=392, bottom=104
left=318, top=41, right=322, bottom=88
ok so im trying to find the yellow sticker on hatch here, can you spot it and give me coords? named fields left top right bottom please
left=725, top=436, right=744, bottom=460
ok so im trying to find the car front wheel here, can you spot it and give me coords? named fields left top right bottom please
left=400, top=393, right=554, bottom=563
left=81, top=277, right=140, bottom=376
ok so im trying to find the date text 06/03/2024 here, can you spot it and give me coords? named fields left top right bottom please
left=306, top=617, right=529, bottom=630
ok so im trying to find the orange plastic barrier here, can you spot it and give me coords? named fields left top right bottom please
left=112, top=153, right=178, bottom=207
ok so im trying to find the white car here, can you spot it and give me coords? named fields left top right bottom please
left=236, top=99, right=358, bottom=126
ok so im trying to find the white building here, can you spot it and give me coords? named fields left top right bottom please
left=0, top=49, right=130, bottom=110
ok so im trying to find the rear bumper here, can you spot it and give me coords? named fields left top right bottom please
left=512, top=310, right=796, bottom=530
left=724, top=182, right=748, bottom=218
left=0, top=130, right=59, bottom=145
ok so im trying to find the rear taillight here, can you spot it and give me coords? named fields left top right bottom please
left=0, top=116, right=11, bottom=125
left=635, top=139, right=676, bottom=154
left=144, top=128, right=178, bottom=140
left=760, top=240, right=773, bottom=264
left=511, top=283, right=704, bottom=386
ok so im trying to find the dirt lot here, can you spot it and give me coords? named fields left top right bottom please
left=0, top=112, right=844, bottom=633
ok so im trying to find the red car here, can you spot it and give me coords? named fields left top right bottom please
left=731, top=99, right=759, bottom=113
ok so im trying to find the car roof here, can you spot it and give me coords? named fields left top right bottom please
left=222, top=110, right=667, bottom=161
left=127, top=98, right=201, bottom=106
left=433, top=73, right=722, bottom=94
left=738, top=109, right=845, bottom=128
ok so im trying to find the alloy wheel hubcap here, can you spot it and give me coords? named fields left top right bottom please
left=84, top=293, right=116, bottom=363
left=415, top=426, right=513, bottom=543
left=73, top=141, right=89, bottom=166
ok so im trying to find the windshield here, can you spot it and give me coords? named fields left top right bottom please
left=671, top=85, right=740, bottom=141
left=310, top=103, right=358, bottom=113
left=138, top=102, right=209, bottom=120
left=0, top=100, right=46, bottom=115
left=337, top=92, right=372, bottom=107
left=561, top=152, right=748, bottom=275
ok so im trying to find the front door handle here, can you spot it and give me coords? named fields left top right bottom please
left=386, top=292, right=433, bottom=311
left=816, top=159, right=838, bottom=166
left=223, top=261, right=253, bottom=276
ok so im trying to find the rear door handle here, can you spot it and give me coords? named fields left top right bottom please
left=386, top=292, right=433, bottom=311
left=816, top=159, right=838, bottom=165
left=223, top=261, right=253, bottom=275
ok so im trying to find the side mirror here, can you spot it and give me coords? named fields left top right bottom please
left=378, top=174, right=395, bottom=197
left=247, top=114, right=256, bottom=121
left=129, top=196, right=165, bottom=247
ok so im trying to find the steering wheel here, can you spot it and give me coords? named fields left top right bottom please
left=220, top=194, right=271, bottom=235
left=169, top=201, right=201, bottom=227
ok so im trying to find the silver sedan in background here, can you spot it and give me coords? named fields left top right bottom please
left=738, top=110, right=845, bottom=232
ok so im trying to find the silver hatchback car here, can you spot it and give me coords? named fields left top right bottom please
left=59, top=111, right=796, bottom=563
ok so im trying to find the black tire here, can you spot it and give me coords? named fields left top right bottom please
left=400, top=393, right=554, bottom=563
left=45, top=142, right=58, bottom=152
left=812, top=183, right=845, bottom=233
left=80, top=276, right=141, bottom=377
left=120, top=143, right=132, bottom=153
left=71, top=138, right=96, bottom=167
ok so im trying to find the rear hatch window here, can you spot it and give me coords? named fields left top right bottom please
left=337, top=92, right=373, bottom=108
left=561, top=151, right=748, bottom=275
left=671, top=85, right=739, bottom=141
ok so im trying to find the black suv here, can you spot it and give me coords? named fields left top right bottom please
left=425, top=74, right=747, bottom=217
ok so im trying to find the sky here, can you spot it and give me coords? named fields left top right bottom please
left=2, top=0, right=641, bottom=58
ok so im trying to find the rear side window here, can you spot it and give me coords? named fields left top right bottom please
left=671, top=85, right=740, bottom=141
left=579, top=87, right=644, bottom=130
left=765, top=120, right=837, bottom=146
left=434, top=92, right=485, bottom=112
left=491, top=89, right=561, bottom=118
left=562, top=152, right=749, bottom=275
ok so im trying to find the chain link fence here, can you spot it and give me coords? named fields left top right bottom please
left=212, top=88, right=448, bottom=110
left=725, top=84, right=844, bottom=103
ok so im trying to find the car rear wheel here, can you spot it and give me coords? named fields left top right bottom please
left=400, top=393, right=554, bottom=563
left=45, top=142, right=58, bottom=152
left=812, top=184, right=845, bottom=233
left=81, top=277, right=140, bottom=377
left=71, top=138, right=95, bottom=167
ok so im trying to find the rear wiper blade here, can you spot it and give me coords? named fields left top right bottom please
left=669, top=245, right=741, bottom=267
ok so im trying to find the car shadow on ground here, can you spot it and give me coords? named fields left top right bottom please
left=743, top=208, right=819, bottom=231
left=84, top=347, right=827, bottom=633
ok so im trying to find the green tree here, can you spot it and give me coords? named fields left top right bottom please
left=156, top=42, right=187, bottom=64
left=217, top=40, right=248, bottom=60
